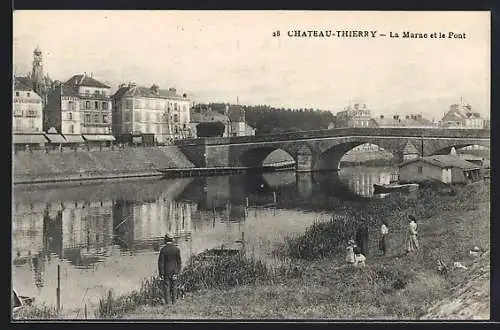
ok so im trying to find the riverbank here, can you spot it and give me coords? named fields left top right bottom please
left=15, top=181, right=489, bottom=320
left=13, top=146, right=194, bottom=184
left=121, top=183, right=490, bottom=320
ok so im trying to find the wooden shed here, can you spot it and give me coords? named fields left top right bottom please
left=398, top=155, right=482, bottom=184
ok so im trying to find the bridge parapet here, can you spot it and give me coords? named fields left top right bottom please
left=175, top=128, right=490, bottom=146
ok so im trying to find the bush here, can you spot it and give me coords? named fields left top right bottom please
left=178, top=252, right=270, bottom=291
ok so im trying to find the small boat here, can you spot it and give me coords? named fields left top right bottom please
left=373, top=183, right=419, bottom=194
left=12, top=290, right=34, bottom=312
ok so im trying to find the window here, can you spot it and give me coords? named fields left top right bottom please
left=29, top=119, right=35, bottom=128
left=174, top=103, right=178, bottom=111
left=68, top=112, right=73, bottom=120
left=126, top=99, right=133, bottom=109
left=102, top=115, right=108, bottom=123
left=417, top=166, right=423, bottom=174
left=134, top=111, right=142, bottom=122
left=14, top=109, right=23, bottom=117
left=93, top=114, right=100, bottom=122
left=27, top=92, right=30, bottom=97
left=174, top=114, right=179, bottom=123
left=85, top=90, right=90, bottom=96
left=69, top=124, right=74, bottom=133
left=124, top=111, right=130, bottom=122
left=85, top=114, right=91, bottom=123
left=102, top=102, right=108, bottom=110
left=94, top=101, right=99, bottom=109
left=16, top=92, right=19, bottom=97
left=156, top=113, right=161, bottom=122
left=86, top=101, right=90, bottom=109
left=134, top=99, right=140, bottom=108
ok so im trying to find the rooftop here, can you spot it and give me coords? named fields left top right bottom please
left=442, top=104, right=482, bottom=122
left=113, top=84, right=187, bottom=100
left=14, top=77, right=34, bottom=92
left=373, top=116, right=434, bottom=127
left=190, top=109, right=228, bottom=123
left=65, top=74, right=111, bottom=89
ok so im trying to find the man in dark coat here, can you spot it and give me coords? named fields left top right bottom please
left=158, top=233, right=182, bottom=304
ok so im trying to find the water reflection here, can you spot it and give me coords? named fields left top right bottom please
left=12, top=166, right=394, bottom=310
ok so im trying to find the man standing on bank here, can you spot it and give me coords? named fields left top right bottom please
left=158, top=233, right=182, bottom=304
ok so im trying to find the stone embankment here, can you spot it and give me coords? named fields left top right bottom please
left=13, top=146, right=195, bottom=184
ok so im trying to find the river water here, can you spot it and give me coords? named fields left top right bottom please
left=12, top=166, right=395, bottom=312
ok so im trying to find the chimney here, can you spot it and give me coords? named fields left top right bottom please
left=150, top=84, right=159, bottom=94
left=182, top=93, right=187, bottom=98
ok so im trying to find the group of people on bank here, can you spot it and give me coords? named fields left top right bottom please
left=345, top=214, right=420, bottom=267
left=155, top=215, right=422, bottom=305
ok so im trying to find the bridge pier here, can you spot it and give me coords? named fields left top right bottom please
left=296, top=145, right=313, bottom=172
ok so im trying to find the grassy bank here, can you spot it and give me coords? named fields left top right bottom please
left=15, top=182, right=490, bottom=320
left=122, top=182, right=489, bottom=320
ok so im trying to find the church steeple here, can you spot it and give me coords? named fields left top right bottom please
left=32, top=46, right=44, bottom=96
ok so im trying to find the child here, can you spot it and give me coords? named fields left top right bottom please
left=345, top=239, right=356, bottom=264
left=354, top=246, right=366, bottom=267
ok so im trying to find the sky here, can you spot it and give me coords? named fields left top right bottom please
left=13, top=10, right=490, bottom=120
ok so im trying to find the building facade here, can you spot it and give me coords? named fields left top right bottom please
left=112, top=83, right=191, bottom=144
left=45, top=73, right=114, bottom=144
left=398, top=155, right=482, bottom=184
left=440, top=103, right=485, bottom=129
left=336, top=103, right=375, bottom=128
left=13, top=77, right=44, bottom=134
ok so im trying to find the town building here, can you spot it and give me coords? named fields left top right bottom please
left=44, top=73, right=115, bottom=146
left=112, top=83, right=191, bottom=144
left=398, top=154, right=482, bottom=184
left=189, top=104, right=255, bottom=138
left=12, top=76, right=46, bottom=149
left=402, top=141, right=421, bottom=161
left=189, top=106, right=231, bottom=137
left=440, top=102, right=485, bottom=129
left=372, top=114, right=435, bottom=128
left=335, top=103, right=375, bottom=128
left=227, top=105, right=256, bottom=137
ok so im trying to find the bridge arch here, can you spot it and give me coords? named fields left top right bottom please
left=429, top=142, right=490, bottom=156
left=238, top=146, right=296, bottom=168
left=313, top=139, right=401, bottom=171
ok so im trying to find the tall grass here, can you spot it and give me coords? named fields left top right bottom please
left=96, top=252, right=273, bottom=318
left=277, top=183, right=489, bottom=260
left=12, top=304, right=59, bottom=320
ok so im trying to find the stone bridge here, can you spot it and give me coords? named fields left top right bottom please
left=174, top=128, right=490, bottom=172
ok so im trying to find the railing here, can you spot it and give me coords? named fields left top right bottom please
left=175, top=127, right=490, bottom=146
